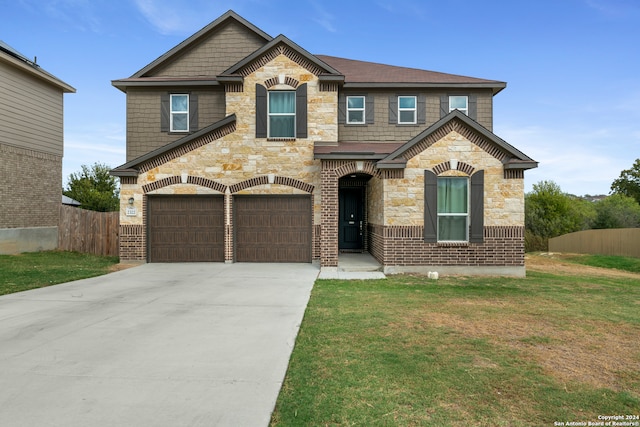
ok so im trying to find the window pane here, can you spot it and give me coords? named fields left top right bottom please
left=399, top=97, right=416, bottom=108
left=438, top=178, right=468, bottom=213
left=450, top=96, right=467, bottom=110
left=269, top=92, right=295, bottom=113
left=348, top=111, right=364, bottom=123
left=438, top=216, right=467, bottom=241
left=171, top=95, right=188, bottom=112
left=269, top=116, right=295, bottom=137
left=399, top=110, right=415, bottom=123
left=172, top=113, right=188, bottom=131
left=347, top=97, right=364, bottom=108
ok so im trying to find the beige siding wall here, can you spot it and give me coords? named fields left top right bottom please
left=153, top=21, right=267, bottom=77
left=0, top=61, right=64, bottom=156
left=380, top=131, right=523, bottom=227
left=338, top=89, right=494, bottom=142
left=126, top=88, right=225, bottom=161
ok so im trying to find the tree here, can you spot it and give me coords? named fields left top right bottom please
left=611, top=159, right=640, bottom=205
left=525, top=180, right=595, bottom=251
left=592, top=194, right=640, bottom=229
left=63, top=163, right=119, bottom=212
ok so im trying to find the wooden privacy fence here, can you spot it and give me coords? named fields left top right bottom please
left=549, top=228, right=640, bottom=258
left=58, top=205, right=119, bottom=257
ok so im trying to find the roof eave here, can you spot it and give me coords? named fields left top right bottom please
left=0, top=50, right=75, bottom=93
left=110, top=114, right=237, bottom=175
left=111, top=79, right=221, bottom=92
left=314, top=153, right=388, bottom=160
left=343, top=82, right=506, bottom=94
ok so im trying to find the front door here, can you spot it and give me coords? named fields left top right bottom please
left=339, top=188, right=364, bottom=251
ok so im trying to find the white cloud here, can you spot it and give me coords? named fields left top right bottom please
left=311, top=1, right=337, bottom=33
left=498, top=124, right=634, bottom=196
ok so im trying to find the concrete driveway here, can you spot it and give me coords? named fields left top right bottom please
left=0, top=262, right=318, bottom=427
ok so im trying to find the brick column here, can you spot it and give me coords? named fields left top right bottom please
left=225, top=189, right=233, bottom=263
left=320, top=165, right=338, bottom=267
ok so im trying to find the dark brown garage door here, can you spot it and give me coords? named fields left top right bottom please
left=235, top=195, right=311, bottom=263
left=148, top=195, right=224, bottom=262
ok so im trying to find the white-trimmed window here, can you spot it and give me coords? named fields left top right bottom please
left=449, top=95, right=469, bottom=115
left=398, top=96, right=417, bottom=124
left=268, top=91, right=296, bottom=138
left=170, top=94, right=189, bottom=132
left=437, top=177, right=469, bottom=241
left=346, top=96, right=365, bottom=124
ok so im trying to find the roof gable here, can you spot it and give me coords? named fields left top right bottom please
left=131, top=10, right=272, bottom=78
left=378, top=110, right=537, bottom=170
left=111, top=114, right=237, bottom=177
left=219, top=34, right=344, bottom=81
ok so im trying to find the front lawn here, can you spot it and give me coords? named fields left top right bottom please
left=271, top=259, right=640, bottom=426
left=0, top=251, right=119, bottom=296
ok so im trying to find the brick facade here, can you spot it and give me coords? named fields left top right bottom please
left=0, top=143, right=61, bottom=228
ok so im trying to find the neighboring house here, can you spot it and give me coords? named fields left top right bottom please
left=62, top=195, right=81, bottom=207
left=111, top=10, right=537, bottom=276
left=0, top=41, right=75, bottom=255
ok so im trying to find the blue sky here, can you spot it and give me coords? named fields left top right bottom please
left=3, top=0, right=639, bottom=196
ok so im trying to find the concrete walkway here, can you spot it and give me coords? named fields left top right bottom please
left=318, top=252, right=386, bottom=280
left=0, top=262, right=318, bottom=427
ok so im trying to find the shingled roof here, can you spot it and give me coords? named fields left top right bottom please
left=316, top=55, right=505, bottom=93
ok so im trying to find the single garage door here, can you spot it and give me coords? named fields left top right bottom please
left=235, top=195, right=311, bottom=262
left=148, top=195, right=224, bottom=262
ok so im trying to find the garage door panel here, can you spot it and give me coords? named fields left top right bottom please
left=235, top=196, right=311, bottom=263
left=148, top=195, right=224, bottom=262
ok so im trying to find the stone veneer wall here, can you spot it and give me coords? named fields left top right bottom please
left=118, top=52, right=336, bottom=262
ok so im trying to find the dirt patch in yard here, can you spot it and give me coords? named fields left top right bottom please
left=108, top=262, right=142, bottom=273
left=526, top=252, right=640, bottom=279
left=421, top=307, right=639, bottom=393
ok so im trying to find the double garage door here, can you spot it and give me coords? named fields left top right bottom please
left=147, top=195, right=311, bottom=263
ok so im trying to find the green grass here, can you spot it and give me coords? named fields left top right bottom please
left=563, top=254, right=640, bottom=273
left=0, top=250, right=119, bottom=295
left=271, top=262, right=640, bottom=426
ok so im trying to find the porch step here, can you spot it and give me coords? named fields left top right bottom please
left=338, top=252, right=383, bottom=272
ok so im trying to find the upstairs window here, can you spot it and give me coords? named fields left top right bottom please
left=170, top=94, right=189, bottom=132
left=398, top=96, right=417, bottom=124
left=449, top=95, right=468, bottom=115
left=346, top=96, right=365, bottom=124
left=437, top=177, right=469, bottom=241
left=268, top=91, right=296, bottom=138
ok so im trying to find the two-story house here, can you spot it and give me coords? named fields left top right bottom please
left=0, top=41, right=75, bottom=254
left=111, top=10, right=537, bottom=276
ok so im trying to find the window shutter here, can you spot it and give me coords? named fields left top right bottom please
left=296, top=83, right=307, bottom=138
left=338, top=93, right=346, bottom=124
left=440, top=95, right=449, bottom=118
left=365, top=94, right=375, bottom=124
left=388, top=96, right=398, bottom=124
left=160, top=94, right=170, bottom=132
left=469, top=94, right=477, bottom=120
left=417, top=94, right=426, bottom=124
left=424, top=170, right=437, bottom=243
left=255, top=84, right=267, bottom=138
left=189, top=94, right=198, bottom=132
left=470, top=170, right=484, bottom=243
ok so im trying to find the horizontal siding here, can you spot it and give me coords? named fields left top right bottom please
left=153, top=20, right=267, bottom=77
left=338, top=89, right=494, bottom=143
left=126, top=88, right=226, bottom=161
left=0, top=61, right=64, bottom=156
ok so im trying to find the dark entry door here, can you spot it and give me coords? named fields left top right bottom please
left=339, top=188, right=363, bottom=250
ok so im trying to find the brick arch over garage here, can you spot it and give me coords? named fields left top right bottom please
left=229, top=175, right=314, bottom=193
left=142, top=176, right=227, bottom=194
